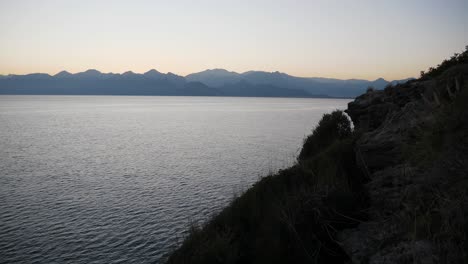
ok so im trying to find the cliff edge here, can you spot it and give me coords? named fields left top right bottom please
left=166, top=47, right=468, bottom=263
left=342, top=62, right=468, bottom=263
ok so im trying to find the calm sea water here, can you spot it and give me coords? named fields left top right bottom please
left=0, top=95, right=350, bottom=263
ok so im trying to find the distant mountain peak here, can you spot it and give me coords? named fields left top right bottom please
left=72, top=69, right=102, bottom=77
left=24, top=73, right=52, bottom=78
left=190, top=69, right=240, bottom=76
left=144, top=69, right=164, bottom=79
left=122, top=71, right=136, bottom=75
left=144, top=69, right=161, bottom=75
left=84, top=69, right=101, bottom=74
left=54, top=70, right=72, bottom=77
left=208, top=68, right=236, bottom=73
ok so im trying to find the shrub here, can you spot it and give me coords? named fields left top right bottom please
left=166, top=111, right=367, bottom=264
left=421, top=45, right=468, bottom=79
left=298, top=110, right=352, bottom=160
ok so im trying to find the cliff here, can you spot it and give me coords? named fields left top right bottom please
left=166, top=48, right=468, bottom=263
left=342, top=63, right=468, bottom=263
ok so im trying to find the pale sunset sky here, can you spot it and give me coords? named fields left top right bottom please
left=0, top=0, right=467, bottom=80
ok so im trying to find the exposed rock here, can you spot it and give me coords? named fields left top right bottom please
left=340, top=64, right=468, bottom=263
left=166, top=58, right=468, bottom=264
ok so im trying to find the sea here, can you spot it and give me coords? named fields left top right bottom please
left=0, top=95, right=350, bottom=263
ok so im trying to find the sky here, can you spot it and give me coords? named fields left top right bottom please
left=0, top=0, right=467, bottom=80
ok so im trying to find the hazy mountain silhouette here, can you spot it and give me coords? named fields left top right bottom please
left=219, top=80, right=317, bottom=98
left=187, top=69, right=412, bottom=97
left=143, top=69, right=165, bottom=79
left=0, top=69, right=413, bottom=98
left=0, top=70, right=223, bottom=96
left=185, top=69, right=243, bottom=87
left=54, top=71, right=73, bottom=78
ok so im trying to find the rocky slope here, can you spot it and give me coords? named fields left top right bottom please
left=341, top=63, right=468, bottom=263
left=166, top=49, right=468, bottom=263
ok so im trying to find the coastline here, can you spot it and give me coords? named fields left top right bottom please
left=166, top=55, right=468, bottom=263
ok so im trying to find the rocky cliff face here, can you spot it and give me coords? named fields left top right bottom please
left=166, top=55, right=468, bottom=264
left=341, top=64, right=468, bottom=263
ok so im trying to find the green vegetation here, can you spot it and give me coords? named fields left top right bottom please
left=166, top=111, right=367, bottom=264
left=403, top=87, right=468, bottom=262
left=420, top=45, right=468, bottom=79
left=167, top=47, right=468, bottom=263
left=404, top=87, right=468, bottom=166
left=298, top=110, right=352, bottom=160
left=366, top=86, right=375, bottom=93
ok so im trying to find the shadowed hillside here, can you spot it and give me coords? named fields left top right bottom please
left=165, top=46, right=468, bottom=263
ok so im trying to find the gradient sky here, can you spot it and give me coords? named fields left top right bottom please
left=0, top=0, right=467, bottom=80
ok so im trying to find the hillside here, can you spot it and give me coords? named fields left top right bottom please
left=165, top=47, right=468, bottom=263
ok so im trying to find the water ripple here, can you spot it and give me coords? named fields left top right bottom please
left=0, top=95, right=349, bottom=263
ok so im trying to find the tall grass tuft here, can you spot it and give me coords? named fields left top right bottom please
left=166, top=110, right=368, bottom=264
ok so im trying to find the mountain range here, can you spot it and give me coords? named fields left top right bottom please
left=0, top=69, right=413, bottom=98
